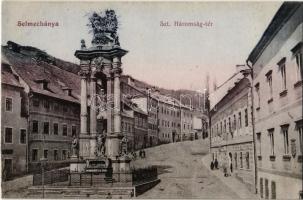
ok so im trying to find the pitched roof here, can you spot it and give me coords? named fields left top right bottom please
left=2, top=46, right=81, bottom=104
left=1, top=62, right=23, bottom=88
left=209, top=72, right=244, bottom=110
left=247, top=2, right=301, bottom=64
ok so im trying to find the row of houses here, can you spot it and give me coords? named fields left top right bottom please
left=1, top=41, right=208, bottom=180
left=209, top=2, right=302, bottom=199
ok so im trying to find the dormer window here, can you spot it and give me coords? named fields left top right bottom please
left=35, top=79, right=49, bottom=90
left=62, top=86, right=72, bottom=96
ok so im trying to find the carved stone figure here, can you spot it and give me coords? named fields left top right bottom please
left=87, top=9, right=120, bottom=46
left=120, top=136, right=128, bottom=156
left=96, top=132, right=106, bottom=157
left=71, top=136, right=79, bottom=157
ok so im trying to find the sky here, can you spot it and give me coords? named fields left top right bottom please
left=2, top=1, right=282, bottom=91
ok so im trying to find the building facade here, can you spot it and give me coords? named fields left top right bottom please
left=247, top=2, right=303, bottom=199
left=210, top=74, right=255, bottom=192
left=1, top=61, right=28, bottom=180
left=180, top=105, right=194, bottom=141
left=152, top=92, right=181, bottom=143
left=2, top=42, right=81, bottom=173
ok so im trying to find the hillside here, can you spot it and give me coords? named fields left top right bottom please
left=2, top=41, right=208, bottom=110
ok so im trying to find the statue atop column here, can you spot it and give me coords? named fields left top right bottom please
left=87, top=9, right=120, bottom=47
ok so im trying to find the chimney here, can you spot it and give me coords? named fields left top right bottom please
left=236, top=64, right=246, bottom=73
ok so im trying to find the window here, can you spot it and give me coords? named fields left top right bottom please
left=32, top=120, right=39, bottom=134
left=54, top=103, right=59, bottom=111
left=43, top=122, right=49, bottom=134
left=44, top=100, right=50, bottom=110
left=5, top=128, right=13, bottom=143
left=54, top=150, right=59, bottom=161
left=33, top=99, right=40, bottom=107
left=224, top=120, right=226, bottom=133
left=271, top=181, right=276, bottom=199
left=240, top=152, right=243, bottom=168
left=53, top=123, right=58, bottom=135
left=228, top=117, right=231, bottom=132
left=72, top=126, right=76, bottom=137
left=245, top=109, right=248, bottom=127
left=44, top=149, right=48, bottom=159
left=63, top=106, right=68, bottom=113
left=5, top=98, right=12, bottom=111
left=255, top=83, right=260, bottom=108
left=246, top=152, right=250, bottom=169
left=32, top=149, right=38, bottom=162
left=238, top=112, right=242, bottom=129
left=296, top=120, right=303, bottom=155
left=233, top=115, right=236, bottom=130
left=260, top=178, right=264, bottom=198
left=291, top=42, right=303, bottom=81
left=266, top=71, right=273, bottom=100
left=281, top=125, right=289, bottom=154
left=295, top=50, right=303, bottom=81
left=278, top=58, right=287, bottom=91
left=234, top=152, right=237, bottom=169
left=20, top=129, right=26, bottom=144
left=268, top=129, right=275, bottom=155
left=257, top=132, right=262, bottom=156
left=265, top=179, right=269, bottom=199
left=62, top=124, right=68, bottom=136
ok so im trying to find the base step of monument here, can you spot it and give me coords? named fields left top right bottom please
left=27, top=186, right=135, bottom=198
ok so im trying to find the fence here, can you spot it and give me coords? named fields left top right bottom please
left=33, top=169, right=69, bottom=186
left=69, top=171, right=132, bottom=186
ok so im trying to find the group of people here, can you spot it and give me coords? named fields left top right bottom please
left=210, top=153, right=233, bottom=177
left=130, top=149, right=146, bottom=160
left=210, top=158, right=219, bottom=170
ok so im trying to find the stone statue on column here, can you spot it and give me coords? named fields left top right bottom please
left=71, top=136, right=79, bottom=157
left=96, top=132, right=106, bottom=157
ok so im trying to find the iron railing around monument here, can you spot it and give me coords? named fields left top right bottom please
left=68, top=170, right=133, bottom=186
left=33, top=168, right=69, bottom=186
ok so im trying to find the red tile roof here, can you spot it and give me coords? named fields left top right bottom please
left=2, top=47, right=81, bottom=104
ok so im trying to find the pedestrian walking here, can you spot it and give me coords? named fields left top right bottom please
left=214, top=158, right=219, bottom=169
left=228, top=152, right=233, bottom=174
left=210, top=160, right=215, bottom=170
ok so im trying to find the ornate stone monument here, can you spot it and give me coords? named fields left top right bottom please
left=70, top=9, right=131, bottom=181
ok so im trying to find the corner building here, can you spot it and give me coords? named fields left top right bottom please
left=247, top=2, right=303, bottom=199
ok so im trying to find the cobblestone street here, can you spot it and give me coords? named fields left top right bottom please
left=132, top=140, right=256, bottom=199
